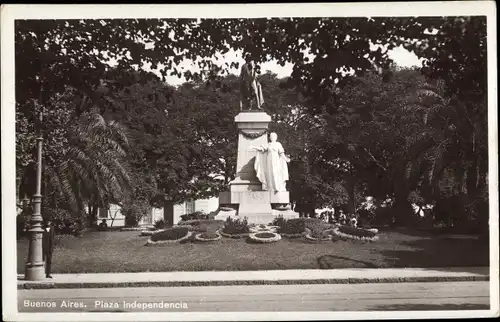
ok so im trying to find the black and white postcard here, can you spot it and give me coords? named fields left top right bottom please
left=2, top=2, right=498, bottom=321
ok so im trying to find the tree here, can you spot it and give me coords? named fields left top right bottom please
left=17, top=87, right=133, bottom=226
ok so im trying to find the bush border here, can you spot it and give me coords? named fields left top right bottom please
left=248, top=232, right=282, bottom=243
left=304, top=233, right=332, bottom=242
left=145, top=231, right=193, bottom=246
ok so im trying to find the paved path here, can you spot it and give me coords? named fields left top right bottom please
left=18, top=267, right=490, bottom=289
left=18, top=281, right=490, bottom=312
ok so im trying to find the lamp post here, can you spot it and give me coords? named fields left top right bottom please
left=24, top=103, right=45, bottom=280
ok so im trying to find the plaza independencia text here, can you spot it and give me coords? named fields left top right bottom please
left=24, top=299, right=189, bottom=310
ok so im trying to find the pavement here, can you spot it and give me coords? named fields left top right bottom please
left=18, top=267, right=490, bottom=289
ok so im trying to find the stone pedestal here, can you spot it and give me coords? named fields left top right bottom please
left=216, top=111, right=298, bottom=224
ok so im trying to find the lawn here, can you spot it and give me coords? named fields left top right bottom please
left=16, top=228, right=489, bottom=274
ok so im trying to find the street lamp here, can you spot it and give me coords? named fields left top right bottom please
left=24, top=103, right=45, bottom=280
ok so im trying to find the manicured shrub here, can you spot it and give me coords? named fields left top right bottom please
left=122, top=201, right=149, bottom=227
left=278, top=218, right=305, bottom=234
left=304, top=218, right=333, bottom=238
left=271, top=215, right=285, bottom=227
left=222, top=217, right=249, bottom=235
left=150, top=227, right=189, bottom=242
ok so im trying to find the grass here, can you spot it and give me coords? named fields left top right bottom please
left=16, top=228, right=488, bottom=274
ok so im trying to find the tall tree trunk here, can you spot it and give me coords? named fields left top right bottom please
left=164, top=199, right=174, bottom=226
left=88, top=199, right=98, bottom=227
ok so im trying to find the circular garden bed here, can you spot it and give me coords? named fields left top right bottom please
left=304, top=233, right=331, bottom=242
left=194, top=231, right=222, bottom=242
left=145, top=227, right=192, bottom=245
left=248, top=232, right=282, bottom=243
left=331, top=225, right=379, bottom=242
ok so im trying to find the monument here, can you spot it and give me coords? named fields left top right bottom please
left=215, top=57, right=299, bottom=224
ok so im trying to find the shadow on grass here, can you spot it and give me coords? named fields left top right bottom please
left=376, top=233, right=489, bottom=274
left=317, top=255, right=379, bottom=269
left=370, top=303, right=489, bottom=311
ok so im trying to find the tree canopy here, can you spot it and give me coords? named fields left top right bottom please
left=15, top=16, right=488, bottom=230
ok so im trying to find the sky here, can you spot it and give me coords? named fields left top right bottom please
left=139, top=45, right=424, bottom=86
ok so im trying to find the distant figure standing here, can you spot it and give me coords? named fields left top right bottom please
left=42, top=218, right=55, bottom=278
left=338, top=210, right=347, bottom=226
left=239, top=55, right=264, bottom=110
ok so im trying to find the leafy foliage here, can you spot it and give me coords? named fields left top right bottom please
left=222, top=217, right=250, bottom=235
left=276, top=218, right=306, bottom=235
left=180, top=211, right=209, bottom=222
left=153, top=219, right=167, bottom=230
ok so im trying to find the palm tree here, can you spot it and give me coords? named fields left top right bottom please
left=405, top=79, right=488, bottom=228
left=18, top=89, right=134, bottom=227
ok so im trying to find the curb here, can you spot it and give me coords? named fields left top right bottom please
left=18, top=275, right=489, bottom=290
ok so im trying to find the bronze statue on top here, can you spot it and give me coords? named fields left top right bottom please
left=239, top=55, right=264, bottom=111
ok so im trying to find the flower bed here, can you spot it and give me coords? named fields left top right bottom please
left=145, top=227, right=192, bottom=245
left=194, top=231, right=222, bottom=242
left=331, top=225, right=379, bottom=242
left=221, top=217, right=250, bottom=238
left=248, top=232, right=282, bottom=243
left=275, top=218, right=306, bottom=235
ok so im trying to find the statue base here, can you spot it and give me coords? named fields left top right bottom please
left=215, top=110, right=298, bottom=225
left=216, top=190, right=298, bottom=225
